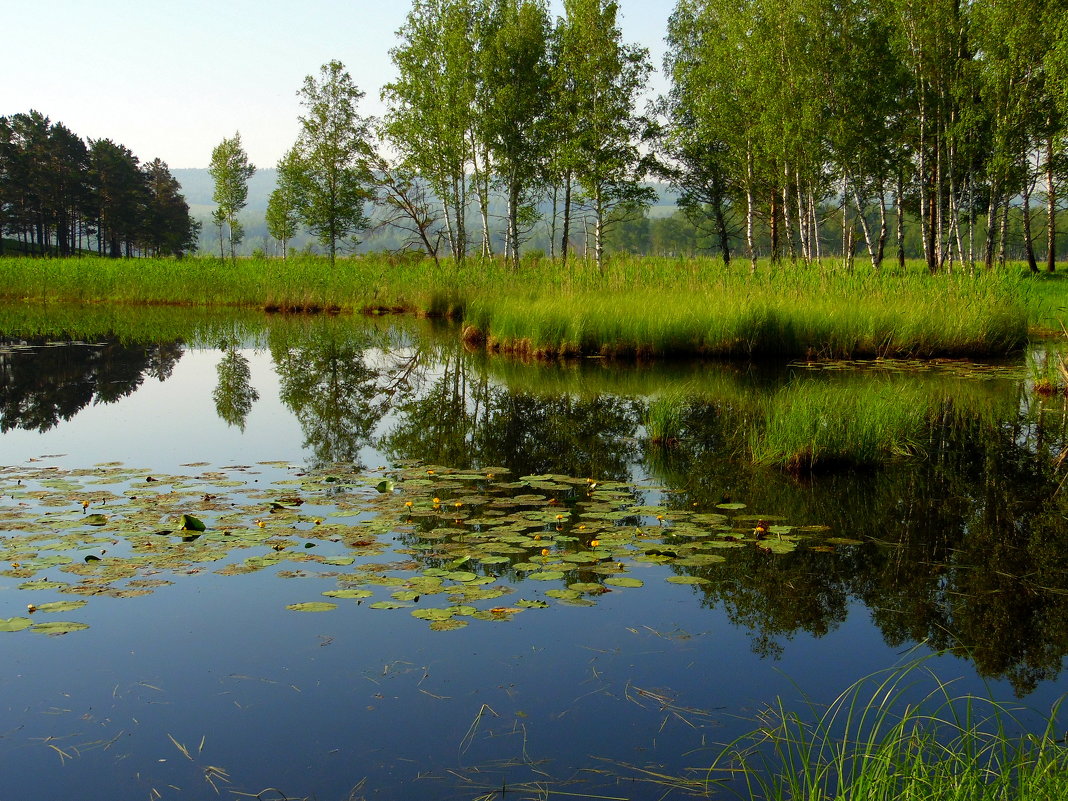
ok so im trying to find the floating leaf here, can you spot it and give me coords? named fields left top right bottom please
left=31, top=621, right=89, bottom=635
left=285, top=602, right=338, bottom=612
left=322, top=589, right=373, bottom=600
left=375, top=479, right=395, bottom=493
left=35, top=601, right=88, bottom=613
left=181, top=514, right=206, bottom=532
left=527, top=570, right=565, bottom=581
left=757, top=539, right=797, bottom=554
left=18, top=579, right=69, bottom=591
left=84, top=514, right=109, bottom=526
left=444, top=571, right=478, bottom=582
left=666, top=576, right=711, bottom=585
left=604, top=576, right=644, bottom=588
left=411, top=608, right=454, bottom=621
left=0, top=617, right=32, bottom=632
left=429, top=618, right=468, bottom=631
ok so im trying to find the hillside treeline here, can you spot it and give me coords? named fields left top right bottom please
left=0, top=111, right=199, bottom=257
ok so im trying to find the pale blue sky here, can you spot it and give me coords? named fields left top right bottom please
left=3, top=0, right=675, bottom=169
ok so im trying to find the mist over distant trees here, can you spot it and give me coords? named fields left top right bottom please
left=0, top=110, right=199, bottom=257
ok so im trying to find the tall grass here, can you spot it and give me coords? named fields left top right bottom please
left=749, top=381, right=932, bottom=471
left=464, top=269, right=1028, bottom=359
left=701, top=657, right=1068, bottom=801
left=0, top=253, right=1031, bottom=358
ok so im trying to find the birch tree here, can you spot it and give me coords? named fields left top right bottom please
left=209, top=132, right=255, bottom=262
left=558, top=0, right=654, bottom=272
left=384, top=0, right=479, bottom=265
left=292, top=60, right=375, bottom=266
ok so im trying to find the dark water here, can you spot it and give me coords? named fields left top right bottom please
left=1, top=312, right=1066, bottom=800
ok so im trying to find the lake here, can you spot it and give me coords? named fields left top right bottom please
left=1, top=307, right=1066, bottom=800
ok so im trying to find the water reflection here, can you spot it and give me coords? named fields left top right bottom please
left=213, top=344, right=259, bottom=430
left=2, top=319, right=1067, bottom=695
left=269, top=326, right=392, bottom=467
left=0, top=337, right=182, bottom=432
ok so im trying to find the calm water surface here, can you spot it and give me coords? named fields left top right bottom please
left=1, top=310, right=1066, bottom=800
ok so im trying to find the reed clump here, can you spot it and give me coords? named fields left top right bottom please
left=749, top=381, right=931, bottom=472
left=699, top=657, right=1068, bottom=801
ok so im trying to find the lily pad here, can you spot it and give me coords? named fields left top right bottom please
left=31, top=621, right=89, bottom=635
left=516, top=599, right=549, bottom=608
left=322, top=589, right=373, bottom=599
left=604, top=576, right=644, bottom=588
left=411, top=608, right=455, bottom=621
left=35, top=600, right=88, bottom=613
left=285, top=602, right=338, bottom=612
left=181, top=514, right=206, bottom=532
left=0, top=617, right=32, bottom=632
left=527, top=571, right=565, bottom=581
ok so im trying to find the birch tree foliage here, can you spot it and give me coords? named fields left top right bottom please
left=661, top=0, right=743, bottom=265
left=479, top=0, right=552, bottom=268
left=208, top=132, right=255, bottom=263
left=384, top=0, right=479, bottom=263
left=265, top=147, right=304, bottom=260
left=559, top=0, right=654, bottom=271
left=293, top=60, right=375, bottom=266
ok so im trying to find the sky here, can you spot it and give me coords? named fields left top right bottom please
left=3, top=0, right=676, bottom=169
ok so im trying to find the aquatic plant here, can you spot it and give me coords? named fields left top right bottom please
left=698, top=657, right=1068, bottom=801
left=748, top=381, right=931, bottom=471
left=644, top=386, right=693, bottom=446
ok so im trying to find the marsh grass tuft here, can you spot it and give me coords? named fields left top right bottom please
left=645, top=386, right=693, bottom=446
left=749, top=381, right=930, bottom=471
left=698, top=656, right=1068, bottom=801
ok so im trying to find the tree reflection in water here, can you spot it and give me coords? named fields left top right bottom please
left=0, top=337, right=182, bottom=432
left=6, top=323, right=1068, bottom=696
left=213, top=344, right=260, bottom=431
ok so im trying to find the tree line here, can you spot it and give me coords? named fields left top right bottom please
left=0, top=111, right=199, bottom=258
left=207, top=0, right=651, bottom=271
left=146, top=0, right=1068, bottom=272
left=662, top=0, right=1068, bottom=273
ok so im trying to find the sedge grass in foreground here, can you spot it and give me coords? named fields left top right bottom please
left=624, top=656, right=1068, bottom=800
left=0, top=254, right=1030, bottom=359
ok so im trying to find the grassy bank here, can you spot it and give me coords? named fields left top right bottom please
left=689, top=659, right=1068, bottom=801
left=0, top=254, right=1032, bottom=358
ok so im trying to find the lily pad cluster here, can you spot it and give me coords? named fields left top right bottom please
left=0, top=459, right=841, bottom=635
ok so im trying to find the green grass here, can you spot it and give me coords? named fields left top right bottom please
left=463, top=268, right=1028, bottom=359
left=694, top=657, right=1068, bottom=801
left=644, top=385, right=693, bottom=445
left=0, top=253, right=1034, bottom=358
left=749, top=381, right=933, bottom=471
